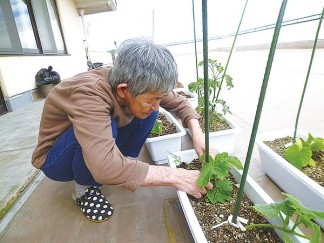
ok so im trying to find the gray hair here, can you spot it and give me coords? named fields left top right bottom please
left=109, top=38, right=178, bottom=97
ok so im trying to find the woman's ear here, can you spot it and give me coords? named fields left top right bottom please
left=116, top=83, right=129, bottom=98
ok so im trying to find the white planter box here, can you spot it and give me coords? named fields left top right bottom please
left=168, top=149, right=307, bottom=243
left=174, top=88, right=198, bottom=108
left=145, top=107, right=186, bottom=165
left=256, top=129, right=324, bottom=230
left=186, top=114, right=240, bottom=154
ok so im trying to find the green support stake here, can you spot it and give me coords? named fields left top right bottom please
left=215, top=0, right=249, bottom=103
left=232, top=0, right=288, bottom=224
left=202, top=0, right=209, bottom=163
left=293, top=7, right=324, bottom=143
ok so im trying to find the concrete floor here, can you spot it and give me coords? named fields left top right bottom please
left=0, top=109, right=284, bottom=243
left=0, top=46, right=324, bottom=242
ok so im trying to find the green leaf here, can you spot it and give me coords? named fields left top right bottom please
left=283, top=193, right=324, bottom=221
left=190, top=58, right=233, bottom=117
left=253, top=202, right=282, bottom=218
left=225, top=155, right=243, bottom=170
left=206, top=179, right=232, bottom=203
left=168, top=153, right=181, bottom=166
left=196, top=152, right=243, bottom=204
left=308, top=158, right=316, bottom=167
left=200, top=154, right=213, bottom=164
left=295, top=138, right=303, bottom=148
left=306, top=133, right=314, bottom=144
left=284, top=144, right=312, bottom=169
left=252, top=192, right=324, bottom=242
left=188, top=82, right=197, bottom=93
left=276, top=199, right=295, bottom=218
left=197, top=162, right=213, bottom=188
left=213, top=160, right=228, bottom=180
left=311, top=137, right=324, bottom=152
left=310, top=222, right=321, bottom=243
left=283, top=233, right=293, bottom=243
left=150, top=121, right=162, bottom=135
left=301, top=139, right=311, bottom=148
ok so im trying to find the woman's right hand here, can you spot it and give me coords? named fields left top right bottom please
left=142, top=166, right=213, bottom=198
left=172, top=168, right=213, bottom=198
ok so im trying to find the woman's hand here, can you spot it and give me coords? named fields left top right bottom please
left=142, top=166, right=213, bottom=199
left=172, top=168, right=213, bottom=198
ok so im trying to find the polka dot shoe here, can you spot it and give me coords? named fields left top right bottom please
left=73, top=186, right=114, bottom=223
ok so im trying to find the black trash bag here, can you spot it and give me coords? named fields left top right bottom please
left=35, top=66, right=61, bottom=86
left=89, top=62, right=103, bottom=70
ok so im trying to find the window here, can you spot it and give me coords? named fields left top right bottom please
left=0, top=0, right=66, bottom=55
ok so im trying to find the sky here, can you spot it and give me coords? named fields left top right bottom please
left=84, top=0, right=323, bottom=52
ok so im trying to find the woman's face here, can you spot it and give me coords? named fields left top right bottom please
left=117, top=84, right=167, bottom=119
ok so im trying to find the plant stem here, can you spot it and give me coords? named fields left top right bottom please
left=246, top=224, right=310, bottom=240
left=212, top=69, right=217, bottom=105
left=202, top=0, right=209, bottom=163
left=279, top=211, right=289, bottom=231
left=293, top=7, right=324, bottom=143
left=291, top=214, right=300, bottom=232
left=232, top=0, right=287, bottom=224
left=215, top=0, right=249, bottom=103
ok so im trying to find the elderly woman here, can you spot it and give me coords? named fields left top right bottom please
left=32, top=38, right=212, bottom=223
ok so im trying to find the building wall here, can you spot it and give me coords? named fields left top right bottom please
left=0, top=0, right=88, bottom=112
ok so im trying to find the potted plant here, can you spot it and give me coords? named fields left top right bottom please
left=173, top=87, right=198, bottom=108
left=186, top=58, right=240, bottom=154
left=255, top=7, right=324, bottom=230
left=168, top=149, right=310, bottom=243
left=247, top=192, right=324, bottom=242
left=256, top=130, right=324, bottom=229
left=145, top=107, right=186, bottom=165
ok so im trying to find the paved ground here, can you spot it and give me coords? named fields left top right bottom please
left=0, top=46, right=323, bottom=242
left=0, top=100, right=43, bottom=219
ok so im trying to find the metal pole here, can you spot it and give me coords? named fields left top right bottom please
left=232, top=0, right=288, bottom=223
left=79, top=9, right=92, bottom=68
left=202, top=0, right=209, bottom=162
left=215, top=0, right=249, bottom=102
left=293, top=7, right=324, bottom=143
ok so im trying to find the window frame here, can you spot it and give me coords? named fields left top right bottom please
left=0, top=0, right=23, bottom=54
left=0, top=0, right=66, bottom=55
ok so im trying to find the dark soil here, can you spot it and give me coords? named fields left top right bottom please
left=178, top=159, right=281, bottom=243
left=264, top=136, right=324, bottom=187
left=176, top=91, right=193, bottom=99
left=196, top=108, right=232, bottom=133
left=148, top=112, right=177, bottom=138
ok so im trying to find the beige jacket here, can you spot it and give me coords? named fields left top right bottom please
left=32, top=66, right=200, bottom=191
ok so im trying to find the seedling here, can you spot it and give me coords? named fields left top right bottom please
left=284, top=133, right=324, bottom=170
left=198, top=152, right=243, bottom=204
left=246, top=193, right=324, bottom=243
left=150, top=120, right=162, bottom=135
left=188, top=59, right=233, bottom=129
left=168, top=152, right=182, bottom=166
